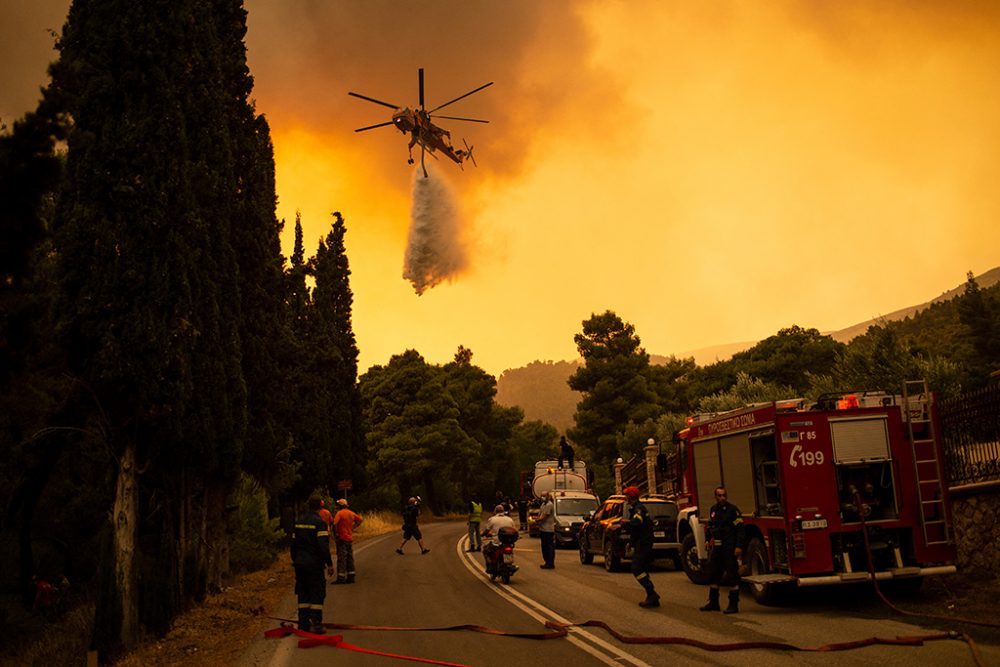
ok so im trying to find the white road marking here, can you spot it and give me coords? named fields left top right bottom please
left=456, top=536, right=654, bottom=667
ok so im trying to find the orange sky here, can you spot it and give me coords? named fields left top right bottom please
left=4, top=1, right=1000, bottom=377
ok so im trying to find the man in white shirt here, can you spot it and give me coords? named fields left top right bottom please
left=536, top=492, right=556, bottom=569
left=481, top=505, right=516, bottom=574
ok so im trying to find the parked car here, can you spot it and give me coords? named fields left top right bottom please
left=578, top=494, right=682, bottom=572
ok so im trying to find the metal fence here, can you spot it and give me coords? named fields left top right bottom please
left=619, top=452, right=679, bottom=496
left=939, top=383, right=1000, bottom=488
left=619, top=455, right=647, bottom=493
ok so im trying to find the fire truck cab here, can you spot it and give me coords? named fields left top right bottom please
left=674, top=381, right=957, bottom=604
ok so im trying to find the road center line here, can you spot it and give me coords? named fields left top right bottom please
left=457, top=536, right=654, bottom=667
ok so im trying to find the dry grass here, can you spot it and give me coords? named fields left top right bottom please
left=112, top=511, right=408, bottom=667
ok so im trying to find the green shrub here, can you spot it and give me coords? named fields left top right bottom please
left=228, top=474, right=284, bottom=573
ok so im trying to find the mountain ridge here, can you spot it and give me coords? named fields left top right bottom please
left=496, top=267, right=999, bottom=432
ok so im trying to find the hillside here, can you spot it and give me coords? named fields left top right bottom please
left=495, top=268, right=998, bottom=430
left=495, top=360, right=580, bottom=434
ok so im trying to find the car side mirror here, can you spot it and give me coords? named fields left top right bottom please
left=585, top=510, right=595, bottom=521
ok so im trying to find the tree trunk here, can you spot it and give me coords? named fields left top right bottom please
left=206, top=483, right=230, bottom=591
left=113, top=440, right=139, bottom=650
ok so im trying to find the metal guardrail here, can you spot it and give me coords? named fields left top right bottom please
left=939, top=383, right=1000, bottom=488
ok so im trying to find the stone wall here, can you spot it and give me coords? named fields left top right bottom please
left=950, top=485, right=1000, bottom=577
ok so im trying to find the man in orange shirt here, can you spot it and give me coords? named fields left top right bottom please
left=317, top=500, right=334, bottom=535
left=332, top=498, right=364, bottom=584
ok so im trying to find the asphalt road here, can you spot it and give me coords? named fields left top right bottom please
left=248, top=520, right=998, bottom=667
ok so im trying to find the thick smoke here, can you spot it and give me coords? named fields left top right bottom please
left=402, top=166, right=468, bottom=295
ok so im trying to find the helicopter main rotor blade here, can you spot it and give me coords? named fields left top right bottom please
left=432, top=115, right=489, bottom=124
left=427, top=81, right=494, bottom=114
left=348, top=91, right=401, bottom=110
left=354, top=121, right=395, bottom=132
left=419, top=68, right=425, bottom=110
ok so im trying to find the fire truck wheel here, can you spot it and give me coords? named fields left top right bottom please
left=745, top=537, right=786, bottom=605
left=680, top=533, right=710, bottom=585
left=603, top=540, right=622, bottom=572
left=579, top=541, right=594, bottom=565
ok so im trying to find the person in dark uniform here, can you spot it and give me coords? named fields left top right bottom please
left=557, top=436, right=575, bottom=470
left=699, top=486, right=745, bottom=614
left=292, top=496, right=333, bottom=633
left=623, top=486, right=660, bottom=608
left=396, top=496, right=430, bottom=554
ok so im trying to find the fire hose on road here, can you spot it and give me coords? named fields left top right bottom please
left=265, top=614, right=980, bottom=666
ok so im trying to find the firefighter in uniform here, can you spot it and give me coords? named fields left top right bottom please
left=623, top=486, right=660, bottom=608
left=292, top=496, right=333, bottom=632
left=700, top=486, right=745, bottom=614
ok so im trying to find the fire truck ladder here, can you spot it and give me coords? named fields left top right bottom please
left=901, top=379, right=951, bottom=546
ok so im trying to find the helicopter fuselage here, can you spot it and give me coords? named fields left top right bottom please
left=393, top=108, right=462, bottom=163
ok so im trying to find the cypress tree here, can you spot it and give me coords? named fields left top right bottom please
left=310, top=212, right=364, bottom=489
left=49, top=0, right=263, bottom=653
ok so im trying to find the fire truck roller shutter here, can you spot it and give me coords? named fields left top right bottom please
left=693, top=439, right=722, bottom=519
left=829, top=417, right=890, bottom=463
left=719, top=433, right=756, bottom=515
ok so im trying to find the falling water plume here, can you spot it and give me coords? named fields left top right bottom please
left=402, top=165, right=468, bottom=295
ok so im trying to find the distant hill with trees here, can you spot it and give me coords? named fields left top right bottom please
left=496, top=360, right=581, bottom=434
left=496, top=268, right=1000, bottom=432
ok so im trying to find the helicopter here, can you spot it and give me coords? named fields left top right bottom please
left=349, top=68, right=493, bottom=178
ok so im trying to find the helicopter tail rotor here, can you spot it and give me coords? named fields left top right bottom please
left=461, top=139, right=477, bottom=168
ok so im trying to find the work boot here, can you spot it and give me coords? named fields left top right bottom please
left=311, top=611, right=325, bottom=634
left=346, top=575, right=355, bottom=584
left=332, top=577, right=346, bottom=585
left=395, top=548, right=404, bottom=555
left=723, top=589, right=740, bottom=614
left=639, top=591, right=660, bottom=608
left=700, top=587, right=721, bottom=612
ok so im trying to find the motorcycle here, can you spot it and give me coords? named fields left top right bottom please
left=482, top=526, right=520, bottom=584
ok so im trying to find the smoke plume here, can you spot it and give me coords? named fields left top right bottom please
left=402, top=166, right=468, bottom=295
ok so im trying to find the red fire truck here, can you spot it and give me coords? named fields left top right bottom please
left=673, top=380, right=957, bottom=604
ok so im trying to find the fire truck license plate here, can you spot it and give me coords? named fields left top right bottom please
left=801, top=519, right=828, bottom=529
left=654, top=531, right=666, bottom=538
